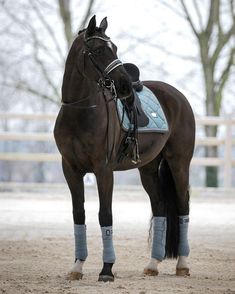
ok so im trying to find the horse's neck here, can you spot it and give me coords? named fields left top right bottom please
left=62, top=67, right=98, bottom=104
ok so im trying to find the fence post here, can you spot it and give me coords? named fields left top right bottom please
left=224, top=116, right=233, bottom=188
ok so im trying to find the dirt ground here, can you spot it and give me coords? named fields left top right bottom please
left=0, top=186, right=235, bottom=294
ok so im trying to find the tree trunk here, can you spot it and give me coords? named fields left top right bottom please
left=204, top=125, right=218, bottom=187
left=200, top=35, right=219, bottom=187
left=180, top=1, right=235, bottom=187
left=205, top=147, right=218, bottom=187
left=58, top=0, right=73, bottom=49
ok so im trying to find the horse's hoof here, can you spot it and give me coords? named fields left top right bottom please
left=98, top=275, right=114, bottom=282
left=176, top=267, right=190, bottom=276
left=68, top=271, right=83, bottom=280
left=143, top=268, right=159, bottom=276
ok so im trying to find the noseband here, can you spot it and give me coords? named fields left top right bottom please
left=84, top=35, right=130, bottom=100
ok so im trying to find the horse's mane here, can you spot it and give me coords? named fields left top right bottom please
left=62, top=33, right=84, bottom=98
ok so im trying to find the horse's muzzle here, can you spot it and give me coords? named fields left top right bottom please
left=116, top=75, right=133, bottom=100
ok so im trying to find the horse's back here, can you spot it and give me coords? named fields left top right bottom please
left=143, top=81, right=195, bottom=158
left=144, top=80, right=193, bottom=113
left=144, top=81, right=195, bottom=129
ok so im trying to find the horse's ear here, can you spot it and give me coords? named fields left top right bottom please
left=99, top=17, right=108, bottom=32
left=86, top=15, right=96, bottom=37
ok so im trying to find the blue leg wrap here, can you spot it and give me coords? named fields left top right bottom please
left=101, top=226, right=116, bottom=263
left=74, top=224, right=88, bottom=261
left=151, top=217, right=167, bottom=261
left=178, top=215, right=190, bottom=256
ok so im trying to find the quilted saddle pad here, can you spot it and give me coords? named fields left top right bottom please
left=116, top=86, right=169, bottom=133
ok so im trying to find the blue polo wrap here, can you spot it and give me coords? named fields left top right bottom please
left=178, top=215, right=190, bottom=256
left=151, top=216, right=167, bottom=261
left=101, top=226, right=116, bottom=263
left=74, top=224, right=88, bottom=261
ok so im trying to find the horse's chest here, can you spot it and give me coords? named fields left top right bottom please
left=72, top=131, right=106, bottom=159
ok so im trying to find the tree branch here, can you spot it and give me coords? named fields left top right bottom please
left=32, top=36, right=61, bottom=102
left=118, top=33, right=198, bottom=62
left=179, top=0, right=199, bottom=37
left=79, top=0, right=95, bottom=30
left=1, top=3, right=62, bottom=66
left=192, top=0, right=204, bottom=31
left=215, top=48, right=235, bottom=114
left=205, top=0, right=219, bottom=36
left=58, top=0, right=73, bottom=48
left=31, top=1, right=64, bottom=60
left=211, top=18, right=235, bottom=68
left=1, top=81, right=59, bottom=104
left=159, top=1, right=185, bottom=18
left=230, top=0, right=235, bottom=23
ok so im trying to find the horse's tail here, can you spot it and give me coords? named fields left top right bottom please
left=159, top=158, right=179, bottom=258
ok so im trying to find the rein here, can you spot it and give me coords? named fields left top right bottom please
left=61, top=98, right=97, bottom=109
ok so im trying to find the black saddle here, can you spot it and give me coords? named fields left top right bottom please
left=123, top=63, right=143, bottom=92
left=123, top=63, right=149, bottom=127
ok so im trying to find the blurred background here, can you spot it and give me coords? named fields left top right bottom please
left=0, top=0, right=234, bottom=189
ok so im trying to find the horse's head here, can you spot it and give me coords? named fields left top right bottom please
left=77, top=15, right=132, bottom=100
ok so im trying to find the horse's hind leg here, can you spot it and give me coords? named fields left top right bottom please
left=139, top=156, right=166, bottom=276
left=163, top=154, right=191, bottom=276
left=62, top=159, right=87, bottom=280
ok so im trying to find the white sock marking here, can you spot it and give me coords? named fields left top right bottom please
left=71, top=259, right=85, bottom=274
left=145, top=258, right=161, bottom=271
left=176, top=256, right=188, bottom=269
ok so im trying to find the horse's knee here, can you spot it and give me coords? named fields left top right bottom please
left=152, top=200, right=166, bottom=217
left=99, top=208, right=112, bottom=227
left=73, top=208, right=85, bottom=224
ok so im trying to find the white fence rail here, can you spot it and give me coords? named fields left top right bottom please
left=0, top=113, right=234, bottom=187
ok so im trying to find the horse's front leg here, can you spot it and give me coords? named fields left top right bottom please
left=62, top=159, right=87, bottom=280
left=96, top=168, right=115, bottom=282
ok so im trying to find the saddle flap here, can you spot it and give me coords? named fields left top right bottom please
left=133, top=91, right=149, bottom=127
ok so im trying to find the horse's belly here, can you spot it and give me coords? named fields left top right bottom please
left=114, top=132, right=169, bottom=171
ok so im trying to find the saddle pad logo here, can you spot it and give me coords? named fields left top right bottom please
left=117, top=86, right=169, bottom=133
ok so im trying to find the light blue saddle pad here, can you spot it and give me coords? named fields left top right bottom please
left=117, top=86, right=169, bottom=133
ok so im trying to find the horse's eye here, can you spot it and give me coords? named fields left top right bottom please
left=93, top=47, right=102, bottom=55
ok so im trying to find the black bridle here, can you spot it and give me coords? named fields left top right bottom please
left=62, top=34, right=132, bottom=107
left=83, top=35, right=131, bottom=100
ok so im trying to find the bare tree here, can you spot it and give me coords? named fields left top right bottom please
left=0, top=0, right=97, bottom=182
left=0, top=0, right=97, bottom=105
left=177, top=0, right=235, bottom=187
left=115, top=1, right=234, bottom=187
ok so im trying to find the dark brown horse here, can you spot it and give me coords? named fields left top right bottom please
left=54, top=15, right=195, bottom=282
